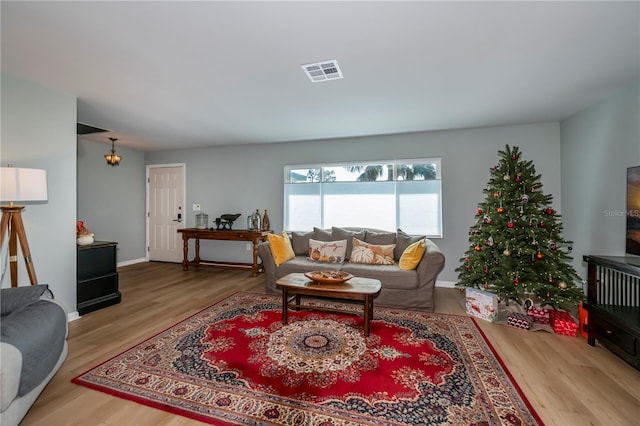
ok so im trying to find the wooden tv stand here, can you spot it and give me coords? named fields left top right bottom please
left=583, top=255, right=640, bottom=371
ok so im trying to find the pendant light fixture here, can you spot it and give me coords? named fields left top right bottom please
left=105, top=137, right=123, bottom=166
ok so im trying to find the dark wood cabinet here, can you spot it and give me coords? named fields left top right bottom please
left=583, top=255, right=640, bottom=370
left=77, top=241, right=121, bottom=315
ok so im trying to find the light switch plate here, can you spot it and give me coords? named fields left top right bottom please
left=193, top=204, right=201, bottom=211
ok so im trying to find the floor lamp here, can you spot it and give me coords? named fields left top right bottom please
left=0, top=166, right=48, bottom=287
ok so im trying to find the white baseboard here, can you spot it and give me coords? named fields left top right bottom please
left=67, top=311, right=80, bottom=322
left=435, top=280, right=457, bottom=288
left=117, top=258, right=147, bottom=268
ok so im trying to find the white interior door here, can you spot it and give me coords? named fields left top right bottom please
left=147, top=165, right=185, bottom=262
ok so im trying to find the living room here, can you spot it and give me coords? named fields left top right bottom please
left=1, top=2, right=639, bottom=425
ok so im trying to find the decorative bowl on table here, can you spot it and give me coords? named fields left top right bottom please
left=77, top=233, right=95, bottom=246
left=304, top=270, right=353, bottom=284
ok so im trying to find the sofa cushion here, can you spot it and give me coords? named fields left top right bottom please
left=1, top=285, right=50, bottom=316
left=364, top=230, right=396, bottom=246
left=331, top=227, right=366, bottom=260
left=307, top=239, right=347, bottom=263
left=399, top=238, right=426, bottom=270
left=267, top=231, right=295, bottom=266
left=340, top=263, right=420, bottom=290
left=350, top=238, right=395, bottom=265
left=276, top=256, right=338, bottom=278
left=394, top=229, right=425, bottom=260
left=290, top=231, right=314, bottom=256
left=313, top=227, right=332, bottom=242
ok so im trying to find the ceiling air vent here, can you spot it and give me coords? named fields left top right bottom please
left=302, top=60, right=343, bottom=83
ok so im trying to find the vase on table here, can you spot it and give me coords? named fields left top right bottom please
left=262, top=209, right=270, bottom=231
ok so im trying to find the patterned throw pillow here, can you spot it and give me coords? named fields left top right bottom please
left=307, top=239, right=347, bottom=263
left=350, top=238, right=396, bottom=265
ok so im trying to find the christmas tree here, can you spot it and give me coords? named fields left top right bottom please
left=455, top=145, right=584, bottom=310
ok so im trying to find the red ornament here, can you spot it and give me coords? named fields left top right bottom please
left=507, top=222, right=514, bottom=229
left=497, top=207, right=505, bottom=214
left=546, top=208, right=554, bottom=215
left=512, top=155, right=517, bottom=160
left=539, top=222, right=545, bottom=227
left=536, top=252, right=544, bottom=260
left=464, top=257, right=470, bottom=262
left=484, top=269, right=489, bottom=275
left=477, top=208, right=483, bottom=215
left=514, top=278, right=520, bottom=284
left=474, top=245, right=482, bottom=252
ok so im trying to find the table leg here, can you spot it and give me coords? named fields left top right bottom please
left=181, top=235, right=189, bottom=271
left=282, top=288, right=289, bottom=325
left=194, top=238, right=201, bottom=264
left=364, top=295, right=372, bottom=337
left=251, top=238, right=259, bottom=277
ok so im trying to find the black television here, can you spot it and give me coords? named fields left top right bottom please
left=627, top=165, right=640, bottom=256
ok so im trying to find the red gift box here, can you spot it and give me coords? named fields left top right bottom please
left=507, top=313, right=532, bottom=330
left=549, top=310, right=578, bottom=337
left=526, top=306, right=550, bottom=324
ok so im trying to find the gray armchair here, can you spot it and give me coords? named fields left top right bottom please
left=1, top=285, right=68, bottom=426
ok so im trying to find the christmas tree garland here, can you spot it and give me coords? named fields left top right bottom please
left=456, top=145, right=584, bottom=310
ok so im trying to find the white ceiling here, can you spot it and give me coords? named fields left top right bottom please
left=2, top=1, right=638, bottom=151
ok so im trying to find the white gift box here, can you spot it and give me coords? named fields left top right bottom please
left=465, top=287, right=498, bottom=322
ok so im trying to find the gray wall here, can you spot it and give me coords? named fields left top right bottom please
left=560, top=80, right=640, bottom=280
left=0, top=74, right=78, bottom=315
left=147, top=122, right=563, bottom=283
left=77, top=138, right=147, bottom=263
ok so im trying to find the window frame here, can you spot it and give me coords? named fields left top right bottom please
left=284, top=158, right=442, bottom=237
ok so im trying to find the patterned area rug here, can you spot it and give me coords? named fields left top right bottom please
left=72, top=292, right=543, bottom=425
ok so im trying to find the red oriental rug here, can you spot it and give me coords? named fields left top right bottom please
left=72, top=292, right=543, bottom=425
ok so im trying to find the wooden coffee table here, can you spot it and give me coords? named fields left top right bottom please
left=276, top=273, right=382, bottom=336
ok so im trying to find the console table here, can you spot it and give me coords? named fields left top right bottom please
left=77, top=241, right=121, bottom=315
left=583, top=255, right=640, bottom=371
left=178, top=228, right=271, bottom=276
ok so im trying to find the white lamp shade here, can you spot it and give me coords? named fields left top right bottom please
left=0, top=167, right=48, bottom=202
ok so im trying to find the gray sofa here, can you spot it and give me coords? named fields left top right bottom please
left=1, top=285, right=68, bottom=426
left=258, top=227, right=445, bottom=311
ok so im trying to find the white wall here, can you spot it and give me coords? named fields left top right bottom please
left=0, top=74, right=77, bottom=314
left=561, top=80, right=640, bottom=280
left=77, top=138, right=146, bottom=263
left=147, top=122, right=563, bottom=283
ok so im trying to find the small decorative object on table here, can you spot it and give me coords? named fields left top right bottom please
left=507, top=313, right=533, bottom=330
left=304, top=270, right=353, bottom=284
left=262, top=209, right=270, bottom=231
left=215, top=213, right=241, bottom=230
left=195, top=212, right=208, bottom=229
left=549, top=310, right=578, bottom=337
left=465, top=287, right=498, bottom=322
left=76, top=220, right=94, bottom=245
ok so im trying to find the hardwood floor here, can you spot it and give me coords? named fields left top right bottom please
left=22, top=262, right=640, bottom=425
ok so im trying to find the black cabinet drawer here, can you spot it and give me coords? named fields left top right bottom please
left=590, top=315, right=637, bottom=356
left=78, top=274, right=119, bottom=304
left=78, top=245, right=116, bottom=280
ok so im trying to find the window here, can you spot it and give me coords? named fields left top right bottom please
left=284, top=159, right=442, bottom=237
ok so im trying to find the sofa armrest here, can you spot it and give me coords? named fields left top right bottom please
left=0, top=342, right=22, bottom=412
left=415, top=239, right=446, bottom=289
left=258, top=241, right=278, bottom=293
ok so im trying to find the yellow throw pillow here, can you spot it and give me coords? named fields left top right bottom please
left=267, top=231, right=295, bottom=266
left=399, top=238, right=426, bottom=270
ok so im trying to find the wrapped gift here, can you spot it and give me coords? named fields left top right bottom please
left=465, top=288, right=498, bottom=322
left=526, top=306, right=550, bottom=324
left=549, top=310, right=578, bottom=337
left=507, top=312, right=532, bottom=330
left=578, top=302, right=588, bottom=339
